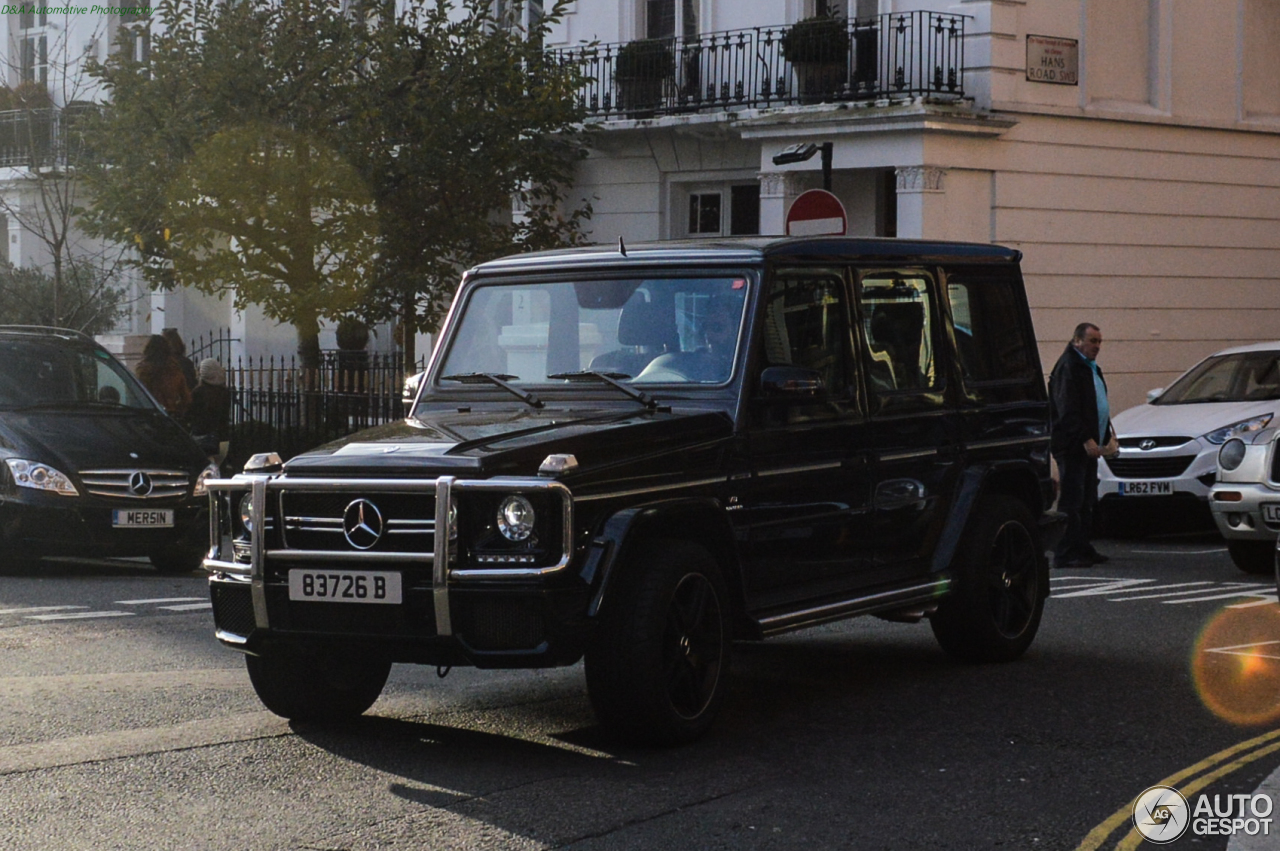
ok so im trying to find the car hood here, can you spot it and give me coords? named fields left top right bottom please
left=1112, top=399, right=1280, bottom=440
left=0, top=408, right=206, bottom=473
left=283, top=406, right=735, bottom=483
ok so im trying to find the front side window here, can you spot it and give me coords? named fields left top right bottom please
left=1156, top=352, right=1280, bottom=404
left=762, top=269, right=850, bottom=397
left=856, top=272, right=939, bottom=393
left=437, top=275, right=750, bottom=387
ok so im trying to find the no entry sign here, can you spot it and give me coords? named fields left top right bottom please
left=785, top=189, right=847, bottom=236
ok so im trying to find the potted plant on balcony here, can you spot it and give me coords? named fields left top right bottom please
left=614, top=38, right=675, bottom=118
left=780, top=16, right=850, bottom=103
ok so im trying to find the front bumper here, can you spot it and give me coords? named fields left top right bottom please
left=203, top=474, right=587, bottom=668
left=0, top=491, right=207, bottom=557
left=1096, top=441, right=1215, bottom=502
left=1210, top=482, right=1280, bottom=542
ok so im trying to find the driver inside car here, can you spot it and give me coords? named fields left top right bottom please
left=635, top=289, right=744, bottom=383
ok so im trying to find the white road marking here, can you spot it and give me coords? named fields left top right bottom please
left=1052, top=579, right=1157, bottom=598
left=114, top=597, right=204, bottom=605
left=1203, top=640, right=1280, bottom=660
left=26, top=611, right=134, bottom=621
left=0, top=605, right=86, bottom=615
left=1128, top=548, right=1227, bottom=555
left=158, top=603, right=212, bottom=611
left=1106, top=583, right=1248, bottom=601
left=1163, top=588, right=1273, bottom=604
left=1228, top=594, right=1280, bottom=608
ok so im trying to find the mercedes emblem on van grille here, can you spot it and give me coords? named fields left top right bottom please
left=342, top=499, right=384, bottom=550
left=128, top=471, right=153, bottom=496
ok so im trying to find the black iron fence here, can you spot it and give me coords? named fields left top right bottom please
left=552, top=11, right=967, bottom=120
left=196, top=351, right=428, bottom=469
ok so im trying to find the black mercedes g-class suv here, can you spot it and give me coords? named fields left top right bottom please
left=204, top=237, right=1058, bottom=745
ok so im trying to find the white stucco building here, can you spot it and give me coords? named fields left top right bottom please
left=0, top=1, right=1276, bottom=405
left=546, top=0, right=1280, bottom=410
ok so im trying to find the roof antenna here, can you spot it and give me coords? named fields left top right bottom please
left=618, top=236, right=627, bottom=257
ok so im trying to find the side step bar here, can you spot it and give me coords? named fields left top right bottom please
left=752, top=577, right=951, bottom=638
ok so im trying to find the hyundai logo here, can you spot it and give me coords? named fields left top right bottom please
left=1140, top=439, right=1156, bottom=451
left=127, top=471, right=153, bottom=496
left=342, top=499, right=384, bottom=550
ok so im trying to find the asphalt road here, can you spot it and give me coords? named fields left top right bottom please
left=1, top=537, right=1279, bottom=850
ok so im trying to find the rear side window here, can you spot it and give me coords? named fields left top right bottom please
left=945, top=266, right=1036, bottom=384
left=856, top=272, right=940, bottom=394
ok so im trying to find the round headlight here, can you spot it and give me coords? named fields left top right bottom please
left=497, top=495, right=535, bottom=541
left=238, top=492, right=254, bottom=534
left=1219, top=438, right=1247, bottom=472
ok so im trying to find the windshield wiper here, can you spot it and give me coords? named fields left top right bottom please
left=441, top=373, right=543, bottom=408
left=548, top=370, right=658, bottom=409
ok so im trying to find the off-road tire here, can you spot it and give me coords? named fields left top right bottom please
left=584, top=538, right=730, bottom=746
left=931, top=495, right=1046, bottom=663
left=246, top=646, right=391, bottom=723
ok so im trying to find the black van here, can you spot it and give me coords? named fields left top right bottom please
left=0, top=327, right=216, bottom=572
left=204, top=237, right=1060, bottom=744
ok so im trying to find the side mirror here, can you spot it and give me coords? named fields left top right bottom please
left=402, top=371, right=425, bottom=414
left=1146, top=387, right=1164, bottom=403
left=759, top=366, right=826, bottom=402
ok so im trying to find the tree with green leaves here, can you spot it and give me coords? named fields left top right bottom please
left=81, top=0, right=592, bottom=371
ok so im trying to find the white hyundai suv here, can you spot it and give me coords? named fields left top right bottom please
left=1098, top=342, right=1280, bottom=535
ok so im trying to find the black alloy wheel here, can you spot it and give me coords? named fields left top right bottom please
left=585, top=538, right=731, bottom=746
left=931, top=495, right=1046, bottom=663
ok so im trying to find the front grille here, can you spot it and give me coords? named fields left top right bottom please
left=1271, top=447, right=1280, bottom=484
left=211, top=584, right=255, bottom=636
left=80, top=468, right=190, bottom=499
left=1118, top=436, right=1194, bottom=450
left=279, top=491, right=435, bottom=553
left=1105, top=455, right=1196, bottom=479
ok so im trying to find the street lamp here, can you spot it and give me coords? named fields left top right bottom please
left=772, top=142, right=833, bottom=191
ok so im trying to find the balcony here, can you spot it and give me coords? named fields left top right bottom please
left=0, top=104, right=96, bottom=170
left=552, top=11, right=967, bottom=121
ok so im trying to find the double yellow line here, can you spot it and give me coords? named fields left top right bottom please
left=1076, top=727, right=1280, bottom=850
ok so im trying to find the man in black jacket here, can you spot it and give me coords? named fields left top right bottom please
left=1049, top=323, right=1118, bottom=568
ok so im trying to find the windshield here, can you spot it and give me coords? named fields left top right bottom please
left=0, top=340, right=157, bottom=410
left=438, top=276, right=750, bottom=387
left=1156, top=351, right=1280, bottom=404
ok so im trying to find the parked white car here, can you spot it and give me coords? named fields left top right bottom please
left=1098, top=342, right=1280, bottom=539
left=1209, top=427, right=1280, bottom=574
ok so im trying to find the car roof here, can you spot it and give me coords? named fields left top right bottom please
left=0, top=325, right=97, bottom=346
left=471, top=236, right=1022, bottom=274
left=1205, top=341, right=1280, bottom=357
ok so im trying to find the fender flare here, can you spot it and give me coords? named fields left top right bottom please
left=583, top=497, right=742, bottom=622
left=931, top=460, right=1049, bottom=585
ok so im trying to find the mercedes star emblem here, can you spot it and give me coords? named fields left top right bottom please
left=342, top=499, right=384, bottom=550
left=127, top=471, right=153, bottom=496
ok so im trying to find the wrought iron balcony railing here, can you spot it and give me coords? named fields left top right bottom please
left=0, top=105, right=97, bottom=170
left=552, top=11, right=966, bottom=120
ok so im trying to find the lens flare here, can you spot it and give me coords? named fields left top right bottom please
left=1192, top=603, right=1280, bottom=726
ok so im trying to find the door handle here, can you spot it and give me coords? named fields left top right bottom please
left=875, top=478, right=926, bottom=511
